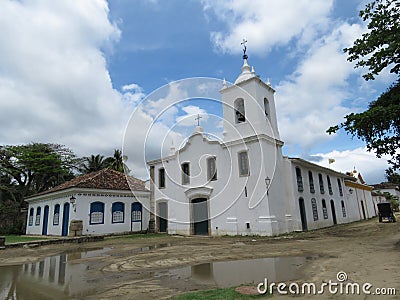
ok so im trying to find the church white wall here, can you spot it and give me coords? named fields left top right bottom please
left=288, top=161, right=359, bottom=231
left=25, top=190, right=150, bottom=236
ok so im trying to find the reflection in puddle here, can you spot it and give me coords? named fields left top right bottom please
left=165, top=257, right=307, bottom=288
left=0, top=244, right=311, bottom=299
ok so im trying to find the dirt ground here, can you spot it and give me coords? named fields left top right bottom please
left=1, top=216, right=399, bottom=299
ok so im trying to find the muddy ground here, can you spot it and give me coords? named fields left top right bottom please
left=1, top=216, right=399, bottom=299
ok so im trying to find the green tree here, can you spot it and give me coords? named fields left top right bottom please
left=328, top=0, right=400, bottom=176
left=0, top=143, right=78, bottom=233
left=79, top=154, right=109, bottom=174
left=344, top=0, right=400, bottom=81
left=106, top=149, right=129, bottom=173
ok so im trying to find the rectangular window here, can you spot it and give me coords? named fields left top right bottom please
left=337, top=178, right=343, bottom=196
left=35, top=207, right=41, bottom=226
left=309, top=171, right=315, bottom=193
left=311, top=198, right=318, bottom=221
left=327, top=176, right=333, bottom=195
left=181, top=162, right=190, bottom=185
left=28, top=215, right=33, bottom=226
left=159, top=168, right=165, bottom=188
left=207, top=157, right=217, bottom=181
left=318, top=173, right=325, bottom=194
left=296, top=167, right=303, bottom=192
left=90, top=212, right=103, bottom=224
left=53, top=213, right=59, bottom=225
left=112, top=211, right=124, bottom=223
left=322, top=200, right=328, bottom=219
left=132, top=210, right=142, bottom=221
left=238, top=151, right=249, bottom=176
left=341, top=201, right=346, bottom=217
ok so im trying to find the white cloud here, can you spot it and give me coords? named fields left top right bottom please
left=202, top=0, right=334, bottom=55
left=311, top=147, right=390, bottom=184
left=275, top=22, right=366, bottom=150
left=0, top=0, right=140, bottom=157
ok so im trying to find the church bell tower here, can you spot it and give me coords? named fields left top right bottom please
left=220, top=42, right=281, bottom=144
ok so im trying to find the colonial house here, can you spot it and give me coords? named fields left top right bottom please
left=147, top=53, right=376, bottom=236
left=25, top=169, right=150, bottom=236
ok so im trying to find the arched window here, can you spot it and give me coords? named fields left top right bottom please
left=181, top=162, right=190, bottom=185
left=327, top=175, right=333, bottom=195
left=337, top=178, right=343, bottom=196
left=132, top=202, right=142, bottom=222
left=207, top=156, right=217, bottom=181
left=234, top=98, right=245, bottom=123
left=53, top=204, right=60, bottom=225
left=311, top=198, right=318, bottom=221
left=28, top=208, right=34, bottom=226
left=318, top=173, right=325, bottom=194
left=238, top=151, right=249, bottom=176
left=295, top=167, right=303, bottom=192
left=35, top=207, right=41, bottom=225
left=112, top=202, right=124, bottom=223
left=322, top=199, right=328, bottom=219
left=309, top=171, right=315, bottom=193
left=264, top=98, right=270, bottom=117
left=159, top=168, right=165, bottom=188
left=341, top=200, right=346, bottom=217
left=90, top=202, right=104, bottom=225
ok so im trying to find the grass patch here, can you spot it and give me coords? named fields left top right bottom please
left=4, top=235, right=47, bottom=245
left=171, top=287, right=270, bottom=300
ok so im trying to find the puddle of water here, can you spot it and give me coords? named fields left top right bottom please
left=161, top=256, right=308, bottom=288
left=0, top=243, right=312, bottom=299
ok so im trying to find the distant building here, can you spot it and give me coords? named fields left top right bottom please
left=372, top=182, right=400, bottom=199
left=147, top=54, right=376, bottom=236
left=25, top=169, right=150, bottom=236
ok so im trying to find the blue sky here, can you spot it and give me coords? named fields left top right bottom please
left=0, top=0, right=395, bottom=183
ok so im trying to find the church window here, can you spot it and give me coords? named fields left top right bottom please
left=264, top=98, right=270, bottom=117
left=341, top=200, right=346, bottom=217
left=28, top=208, right=34, bottom=226
left=159, top=168, right=165, bottom=188
left=90, top=202, right=104, bottom=224
left=309, top=171, right=315, bottom=193
left=53, top=204, right=60, bottom=225
left=181, top=162, right=190, bottom=185
left=132, top=202, right=142, bottom=222
left=207, top=157, right=217, bottom=181
left=322, top=199, right=328, bottom=219
left=35, top=207, right=41, bottom=225
left=238, top=151, right=249, bottom=176
left=337, top=178, right=343, bottom=196
left=327, top=175, right=333, bottom=195
left=295, top=167, right=303, bottom=192
left=112, top=202, right=124, bottom=223
left=234, top=98, right=246, bottom=123
left=311, top=198, right=318, bottom=221
left=318, top=173, right=325, bottom=194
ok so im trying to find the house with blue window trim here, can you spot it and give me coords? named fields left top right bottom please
left=25, top=169, right=150, bottom=236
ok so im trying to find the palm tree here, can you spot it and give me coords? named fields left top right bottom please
left=79, top=154, right=109, bottom=174
left=107, top=149, right=129, bottom=173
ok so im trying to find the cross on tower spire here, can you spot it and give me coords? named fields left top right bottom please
left=195, top=114, right=202, bottom=126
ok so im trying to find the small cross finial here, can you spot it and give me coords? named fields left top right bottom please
left=195, top=114, right=202, bottom=126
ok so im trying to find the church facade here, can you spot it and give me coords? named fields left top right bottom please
left=148, top=55, right=376, bottom=236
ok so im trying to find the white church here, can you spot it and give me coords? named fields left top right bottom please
left=147, top=50, right=376, bottom=236
left=24, top=50, right=376, bottom=237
